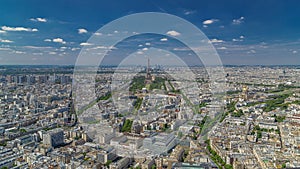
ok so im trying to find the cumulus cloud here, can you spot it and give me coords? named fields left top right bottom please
left=210, top=38, right=224, bottom=43
left=232, top=17, right=245, bottom=25
left=232, top=35, right=244, bottom=42
left=13, top=51, right=26, bottom=54
left=203, top=19, right=219, bottom=25
left=145, top=42, right=151, bottom=46
left=30, top=17, right=47, bottom=22
left=80, top=42, right=93, bottom=46
left=78, top=28, right=88, bottom=34
left=160, top=38, right=168, bottom=42
left=33, top=53, right=43, bottom=56
left=218, top=47, right=227, bottom=50
left=247, top=49, right=256, bottom=54
left=44, top=39, right=52, bottom=42
left=142, top=47, right=148, bottom=51
left=52, top=38, right=66, bottom=44
left=1, top=26, right=38, bottom=32
left=94, top=32, right=102, bottom=36
left=0, top=39, right=13, bottom=43
left=0, top=30, right=6, bottom=33
left=0, top=47, right=11, bottom=51
left=23, top=46, right=53, bottom=49
left=71, top=48, right=80, bottom=51
left=166, top=30, right=180, bottom=36
left=232, top=38, right=242, bottom=42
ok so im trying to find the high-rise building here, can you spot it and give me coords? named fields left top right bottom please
left=145, top=58, right=154, bottom=84
left=43, top=128, right=64, bottom=148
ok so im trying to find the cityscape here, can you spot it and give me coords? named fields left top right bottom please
left=1, top=0, right=300, bottom=169
left=0, top=64, right=299, bottom=169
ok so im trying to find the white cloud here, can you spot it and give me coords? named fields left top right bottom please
left=13, top=51, right=26, bottom=54
left=292, top=50, right=297, bottom=54
left=0, top=47, right=11, bottom=51
left=30, top=17, right=47, bottom=22
left=1, top=26, right=38, bottom=32
left=80, top=42, right=93, bottom=46
left=33, top=53, right=43, bottom=56
left=0, top=39, right=13, bottom=43
left=203, top=19, right=219, bottom=25
left=232, top=35, right=245, bottom=42
left=203, top=25, right=208, bottom=28
left=247, top=49, right=256, bottom=54
left=232, top=37, right=244, bottom=42
left=71, top=47, right=80, bottom=51
left=0, top=30, right=6, bottom=33
left=44, top=39, right=52, bottom=42
left=91, top=46, right=108, bottom=50
left=232, top=17, right=245, bottom=25
left=137, top=51, right=144, bottom=55
left=184, top=10, right=196, bottom=15
left=145, top=42, right=151, bottom=46
left=166, top=30, right=180, bottom=36
left=218, top=47, right=227, bottom=50
left=210, top=38, right=224, bottom=43
left=160, top=38, right=168, bottom=42
left=142, top=47, right=148, bottom=51
left=53, top=38, right=66, bottom=44
left=49, top=52, right=57, bottom=55
left=94, top=32, right=102, bottom=36
left=24, top=46, right=53, bottom=50
left=78, top=28, right=88, bottom=34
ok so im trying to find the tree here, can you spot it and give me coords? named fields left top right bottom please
left=224, top=164, right=233, bottom=169
left=105, top=160, right=112, bottom=166
left=282, top=163, right=286, bottom=168
left=19, top=128, right=27, bottom=133
left=121, top=119, right=133, bottom=132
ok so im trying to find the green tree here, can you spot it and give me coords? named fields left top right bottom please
left=121, top=119, right=133, bottom=132
left=105, top=160, right=112, bottom=166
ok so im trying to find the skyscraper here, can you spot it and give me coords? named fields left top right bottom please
left=43, top=128, right=64, bottom=148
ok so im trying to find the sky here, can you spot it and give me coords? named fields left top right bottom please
left=0, top=0, right=300, bottom=65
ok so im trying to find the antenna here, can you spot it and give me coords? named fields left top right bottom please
left=147, top=57, right=150, bottom=75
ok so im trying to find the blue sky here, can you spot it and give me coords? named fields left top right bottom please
left=0, top=0, right=300, bottom=65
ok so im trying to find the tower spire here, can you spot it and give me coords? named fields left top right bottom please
left=147, top=57, right=150, bottom=75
